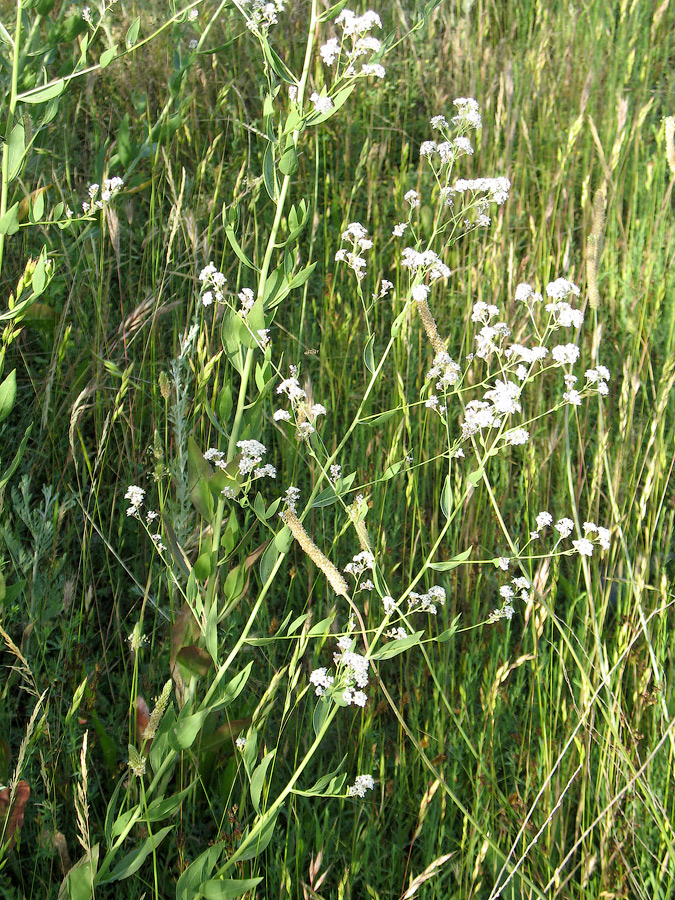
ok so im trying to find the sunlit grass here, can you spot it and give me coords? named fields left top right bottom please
left=0, top=0, right=673, bottom=897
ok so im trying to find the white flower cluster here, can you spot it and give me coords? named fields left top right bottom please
left=204, top=441, right=275, bottom=480
left=310, top=92, right=334, bottom=115
left=204, top=447, right=227, bottom=470
left=241, top=0, right=285, bottom=33
left=236, top=439, right=270, bottom=476
left=529, top=511, right=611, bottom=554
left=334, top=636, right=370, bottom=706
left=238, top=287, right=255, bottom=316
left=335, top=222, right=373, bottom=280
left=401, top=248, right=451, bottom=281
left=426, top=350, right=461, bottom=391
left=452, top=97, right=482, bottom=130
left=488, top=575, right=531, bottom=623
left=348, top=774, right=375, bottom=797
left=450, top=177, right=511, bottom=206
left=274, top=366, right=327, bottom=440
left=125, top=485, right=145, bottom=517
left=408, top=585, right=446, bottom=615
left=198, top=263, right=227, bottom=307
left=82, top=177, right=123, bottom=213
left=461, top=378, right=521, bottom=438
left=319, top=9, right=385, bottom=80
left=310, top=667, right=334, bottom=697
left=344, top=551, right=375, bottom=578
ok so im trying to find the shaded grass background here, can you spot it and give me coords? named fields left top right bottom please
left=1, top=0, right=675, bottom=897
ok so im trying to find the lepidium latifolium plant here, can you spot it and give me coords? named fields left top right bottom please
left=104, top=7, right=613, bottom=900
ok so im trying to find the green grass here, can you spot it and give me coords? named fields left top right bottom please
left=0, top=0, right=674, bottom=897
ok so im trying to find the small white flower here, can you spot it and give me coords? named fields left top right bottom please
left=382, top=595, right=397, bottom=614
left=393, top=222, right=408, bottom=237
left=555, top=518, right=574, bottom=538
left=125, top=485, right=145, bottom=516
left=573, top=538, right=594, bottom=557
left=236, top=735, right=247, bottom=750
left=361, top=63, right=385, bottom=78
left=310, top=667, right=334, bottom=697
left=348, top=774, right=374, bottom=797
left=546, top=278, right=580, bottom=300
left=552, top=343, right=580, bottom=365
left=498, top=557, right=510, bottom=571
left=404, top=189, right=420, bottom=208
left=430, top=115, right=448, bottom=130
left=320, top=37, right=340, bottom=65
left=563, top=389, right=582, bottom=406
left=310, top=92, right=334, bottom=115
left=597, top=526, right=611, bottom=550
left=536, top=511, right=553, bottom=530
left=505, top=428, right=530, bottom=445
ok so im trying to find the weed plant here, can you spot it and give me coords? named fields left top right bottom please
left=0, top=0, right=674, bottom=898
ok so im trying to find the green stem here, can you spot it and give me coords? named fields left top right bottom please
left=0, top=0, right=22, bottom=272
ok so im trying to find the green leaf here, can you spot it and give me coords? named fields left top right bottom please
left=193, top=552, right=212, bottom=581
left=436, top=615, right=462, bottom=642
left=310, top=471, right=356, bottom=508
left=125, top=16, right=140, bottom=48
left=300, top=756, right=347, bottom=796
left=116, top=114, right=133, bottom=168
left=168, top=709, right=210, bottom=751
left=278, top=146, right=298, bottom=176
left=144, top=785, right=193, bottom=822
left=200, top=877, right=263, bottom=900
left=429, top=547, right=472, bottom=571
left=188, top=435, right=214, bottom=521
left=99, top=825, right=173, bottom=883
left=236, top=809, right=279, bottom=861
left=176, top=843, right=226, bottom=900
left=260, top=541, right=280, bottom=585
left=205, top=600, right=218, bottom=663
left=364, top=334, right=375, bottom=374
left=29, top=190, right=45, bottom=223
left=103, top=778, right=126, bottom=848
left=0, top=423, right=32, bottom=491
left=212, top=661, right=253, bottom=709
left=362, top=408, right=398, bottom=427
left=312, top=696, right=331, bottom=738
left=0, top=202, right=20, bottom=235
left=58, top=845, right=99, bottom=900
left=468, top=468, right=483, bottom=487
left=7, top=120, right=25, bottom=182
left=20, top=78, right=65, bottom=103
left=217, top=384, right=233, bottom=426
left=0, top=369, right=17, bottom=424
left=100, top=45, right=117, bottom=68
left=440, top=473, right=452, bottom=519
left=369, top=631, right=424, bottom=660
left=286, top=613, right=309, bottom=634
left=263, top=142, right=278, bottom=201
left=32, top=247, right=48, bottom=295
left=224, top=222, right=256, bottom=270
left=274, top=524, right=292, bottom=553
left=308, top=83, right=355, bottom=125
left=381, top=461, right=403, bottom=481
left=287, top=261, right=317, bottom=290
left=261, top=41, right=296, bottom=84
left=250, top=749, right=276, bottom=814
left=308, top=612, right=336, bottom=637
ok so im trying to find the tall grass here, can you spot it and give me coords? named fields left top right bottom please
left=0, top=0, right=674, bottom=898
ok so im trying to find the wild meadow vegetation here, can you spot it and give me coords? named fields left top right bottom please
left=0, top=0, right=674, bottom=897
